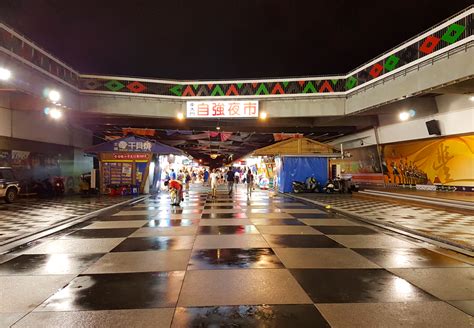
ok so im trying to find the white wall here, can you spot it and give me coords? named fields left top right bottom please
left=331, top=96, right=474, bottom=149
left=0, top=107, right=93, bottom=148
left=0, top=107, right=12, bottom=137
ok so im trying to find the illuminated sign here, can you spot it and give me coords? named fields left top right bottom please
left=112, top=153, right=149, bottom=160
left=186, top=101, right=259, bottom=118
left=113, top=140, right=153, bottom=152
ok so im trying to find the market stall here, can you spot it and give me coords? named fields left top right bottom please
left=85, top=136, right=183, bottom=195
left=250, top=137, right=340, bottom=193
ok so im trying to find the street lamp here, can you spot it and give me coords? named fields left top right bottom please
left=49, top=108, right=63, bottom=120
left=0, top=68, right=11, bottom=81
left=48, top=89, right=61, bottom=102
left=399, top=111, right=410, bottom=121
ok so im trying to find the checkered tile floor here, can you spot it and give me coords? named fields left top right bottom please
left=0, top=196, right=134, bottom=245
left=0, top=184, right=472, bottom=327
left=297, top=194, right=474, bottom=251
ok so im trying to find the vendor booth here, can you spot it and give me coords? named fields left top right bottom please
left=85, top=136, right=183, bottom=195
left=251, top=137, right=339, bottom=193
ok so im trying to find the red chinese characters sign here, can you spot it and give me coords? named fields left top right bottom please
left=186, top=101, right=259, bottom=118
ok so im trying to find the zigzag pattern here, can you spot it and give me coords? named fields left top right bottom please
left=0, top=15, right=469, bottom=97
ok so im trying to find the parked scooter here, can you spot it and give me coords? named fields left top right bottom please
left=53, top=176, right=65, bottom=196
left=323, top=177, right=343, bottom=193
left=32, top=178, right=54, bottom=198
left=323, top=176, right=359, bottom=194
left=292, top=176, right=320, bottom=193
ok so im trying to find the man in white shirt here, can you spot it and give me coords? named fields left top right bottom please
left=210, top=169, right=218, bottom=198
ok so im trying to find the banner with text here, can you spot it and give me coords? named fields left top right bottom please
left=186, top=101, right=259, bottom=118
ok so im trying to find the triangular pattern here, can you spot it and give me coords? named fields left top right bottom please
left=196, top=85, right=210, bottom=96
left=271, top=83, right=285, bottom=94
left=240, top=84, right=254, bottom=95
left=169, top=85, right=183, bottom=96
left=302, top=81, right=317, bottom=93
left=226, top=84, right=239, bottom=96
left=210, top=85, right=225, bottom=96
left=182, top=85, right=196, bottom=97
left=255, top=83, right=269, bottom=95
left=319, top=81, right=334, bottom=93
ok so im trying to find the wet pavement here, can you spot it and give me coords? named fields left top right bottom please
left=0, top=184, right=473, bottom=327
left=0, top=196, right=136, bottom=246
left=293, top=193, right=474, bottom=252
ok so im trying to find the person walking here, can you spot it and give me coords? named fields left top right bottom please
left=170, top=168, right=176, bottom=180
left=226, top=169, right=235, bottom=195
left=203, top=169, right=209, bottom=186
left=210, top=169, right=218, bottom=198
left=246, top=169, right=254, bottom=197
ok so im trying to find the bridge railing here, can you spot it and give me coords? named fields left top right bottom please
left=0, top=6, right=472, bottom=99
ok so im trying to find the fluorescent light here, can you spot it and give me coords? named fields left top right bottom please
left=48, top=90, right=61, bottom=102
left=0, top=68, right=11, bottom=81
left=399, top=111, right=410, bottom=121
left=49, top=108, right=62, bottom=120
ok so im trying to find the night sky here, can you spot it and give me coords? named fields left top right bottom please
left=0, top=0, right=472, bottom=80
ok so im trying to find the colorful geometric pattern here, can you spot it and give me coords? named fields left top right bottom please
left=0, top=13, right=471, bottom=98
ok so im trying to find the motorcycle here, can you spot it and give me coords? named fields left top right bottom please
left=32, top=178, right=54, bottom=198
left=53, top=176, right=65, bottom=196
left=292, top=176, right=320, bottom=193
left=323, top=177, right=343, bottom=193
left=323, top=177, right=359, bottom=194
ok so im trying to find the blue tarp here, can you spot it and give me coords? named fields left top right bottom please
left=279, top=156, right=328, bottom=193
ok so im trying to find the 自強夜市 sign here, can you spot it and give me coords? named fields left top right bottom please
left=186, top=101, right=258, bottom=118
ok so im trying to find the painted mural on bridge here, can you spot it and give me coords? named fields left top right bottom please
left=381, top=134, right=474, bottom=187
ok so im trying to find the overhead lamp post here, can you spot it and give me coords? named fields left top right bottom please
left=48, top=89, right=61, bottom=102
left=0, top=67, right=12, bottom=81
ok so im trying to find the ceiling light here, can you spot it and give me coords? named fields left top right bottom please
left=0, top=67, right=11, bottom=81
left=48, top=89, right=61, bottom=102
left=177, top=112, right=184, bottom=120
left=49, top=108, right=63, bottom=120
left=399, top=111, right=410, bottom=121
left=259, top=111, right=268, bottom=120
left=216, top=126, right=221, bottom=130
left=469, top=95, right=474, bottom=102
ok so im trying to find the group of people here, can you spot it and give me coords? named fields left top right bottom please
left=208, top=168, right=254, bottom=198
left=165, top=166, right=256, bottom=206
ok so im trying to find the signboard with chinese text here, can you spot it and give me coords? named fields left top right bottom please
left=113, top=140, right=153, bottom=152
left=100, top=153, right=152, bottom=161
left=186, top=101, right=259, bottom=118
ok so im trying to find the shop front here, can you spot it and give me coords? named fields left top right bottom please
left=249, top=137, right=340, bottom=193
left=85, top=136, right=182, bottom=195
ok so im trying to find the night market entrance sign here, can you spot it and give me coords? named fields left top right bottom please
left=186, top=101, right=259, bottom=118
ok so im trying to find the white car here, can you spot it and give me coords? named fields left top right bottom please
left=0, top=167, right=20, bottom=203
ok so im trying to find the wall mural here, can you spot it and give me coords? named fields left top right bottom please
left=381, top=135, right=474, bottom=188
left=331, top=145, right=384, bottom=184
left=0, top=13, right=471, bottom=97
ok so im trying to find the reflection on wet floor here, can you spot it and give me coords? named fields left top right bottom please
left=188, top=248, right=284, bottom=270
left=1, top=184, right=473, bottom=327
left=172, top=304, right=331, bottom=328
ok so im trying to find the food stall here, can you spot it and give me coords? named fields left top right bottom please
left=85, top=136, right=183, bottom=194
left=250, top=137, right=340, bottom=193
